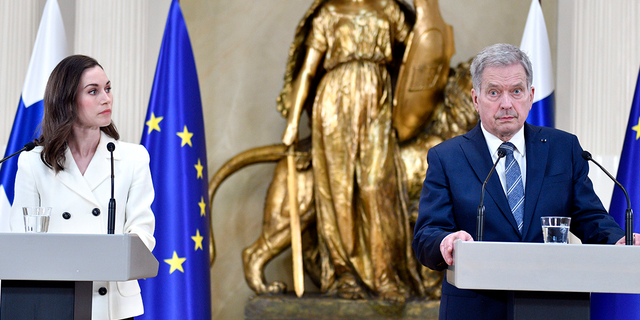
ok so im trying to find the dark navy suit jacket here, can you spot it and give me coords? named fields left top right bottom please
left=412, top=122, right=624, bottom=320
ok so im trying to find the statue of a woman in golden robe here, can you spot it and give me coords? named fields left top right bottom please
left=279, top=0, right=421, bottom=303
left=208, top=0, right=477, bottom=304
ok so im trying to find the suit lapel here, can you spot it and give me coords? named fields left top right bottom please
left=461, top=124, right=516, bottom=230
left=521, top=123, right=549, bottom=237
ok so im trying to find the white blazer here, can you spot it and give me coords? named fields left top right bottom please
left=10, top=132, right=156, bottom=320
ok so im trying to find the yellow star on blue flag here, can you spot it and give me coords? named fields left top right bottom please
left=631, top=117, right=640, bottom=140
left=198, top=196, right=206, bottom=217
left=191, top=229, right=204, bottom=251
left=164, top=251, right=186, bottom=274
left=194, top=158, right=203, bottom=179
left=177, top=125, right=193, bottom=147
left=146, top=113, right=163, bottom=134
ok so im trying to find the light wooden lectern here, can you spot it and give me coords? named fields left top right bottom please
left=447, top=241, right=640, bottom=320
left=0, top=233, right=158, bottom=320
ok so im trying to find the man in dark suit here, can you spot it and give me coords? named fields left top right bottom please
left=412, top=43, right=638, bottom=319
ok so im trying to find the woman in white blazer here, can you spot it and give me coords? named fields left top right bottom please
left=10, top=55, right=155, bottom=320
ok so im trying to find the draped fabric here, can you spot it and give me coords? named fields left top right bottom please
left=307, top=2, right=417, bottom=298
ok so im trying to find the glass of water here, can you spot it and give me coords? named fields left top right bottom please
left=541, top=216, right=571, bottom=244
left=22, top=207, right=51, bottom=233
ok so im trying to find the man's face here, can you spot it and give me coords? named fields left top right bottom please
left=471, top=63, right=534, bottom=141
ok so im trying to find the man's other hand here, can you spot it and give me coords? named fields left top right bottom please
left=615, top=233, right=640, bottom=245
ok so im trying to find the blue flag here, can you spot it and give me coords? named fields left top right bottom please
left=590, top=69, right=640, bottom=319
left=0, top=0, right=67, bottom=229
left=520, top=0, right=555, bottom=127
left=138, top=1, right=211, bottom=319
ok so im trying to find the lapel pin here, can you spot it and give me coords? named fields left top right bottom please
left=541, top=139, right=547, bottom=143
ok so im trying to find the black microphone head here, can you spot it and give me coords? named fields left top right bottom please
left=581, top=150, right=592, bottom=161
left=23, top=142, right=36, bottom=151
left=497, top=147, right=507, bottom=158
left=107, top=142, right=115, bottom=152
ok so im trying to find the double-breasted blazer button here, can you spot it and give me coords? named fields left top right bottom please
left=92, top=208, right=101, bottom=216
left=62, top=212, right=71, bottom=219
left=98, top=287, right=107, bottom=295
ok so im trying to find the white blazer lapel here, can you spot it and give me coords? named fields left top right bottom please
left=55, top=147, right=101, bottom=207
left=83, top=133, right=119, bottom=192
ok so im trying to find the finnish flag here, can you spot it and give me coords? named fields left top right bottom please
left=520, top=0, right=555, bottom=128
left=0, top=0, right=67, bottom=229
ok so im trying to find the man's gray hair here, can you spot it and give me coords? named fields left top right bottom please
left=470, top=43, right=533, bottom=91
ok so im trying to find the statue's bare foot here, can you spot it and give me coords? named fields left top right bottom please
left=264, top=281, right=287, bottom=295
left=336, top=274, right=367, bottom=300
left=379, top=290, right=406, bottom=304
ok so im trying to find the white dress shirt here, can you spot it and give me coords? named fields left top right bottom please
left=480, top=124, right=527, bottom=194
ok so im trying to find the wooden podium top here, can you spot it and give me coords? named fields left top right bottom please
left=447, top=240, right=640, bottom=293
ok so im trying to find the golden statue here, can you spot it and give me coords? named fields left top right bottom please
left=209, top=0, right=477, bottom=303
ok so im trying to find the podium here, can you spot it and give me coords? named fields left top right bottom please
left=0, top=233, right=159, bottom=319
left=447, top=241, right=640, bottom=320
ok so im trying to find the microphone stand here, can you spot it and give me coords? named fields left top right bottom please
left=0, top=142, right=36, bottom=164
left=582, top=151, right=633, bottom=245
left=107, top=143, right=116, bottom=235
left=477, top=148, right=506, bottom=241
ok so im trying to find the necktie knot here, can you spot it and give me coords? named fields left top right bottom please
left=501, top=142, right=516, bottom=155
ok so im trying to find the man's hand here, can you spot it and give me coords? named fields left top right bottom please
left=440, top=231, right=474, bottom=265
left=615, top=233, right=640, bottom=245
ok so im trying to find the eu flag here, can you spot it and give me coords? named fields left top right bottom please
left=138, top=1, right=211, bottom=319
left=0, top=0, right=67, bottom=230
left=590, top=69, right=640, bottom=319
left=520, top=0, right=555, bottom=127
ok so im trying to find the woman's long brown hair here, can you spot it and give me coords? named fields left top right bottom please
left=38, top=55, right=119, bottom=173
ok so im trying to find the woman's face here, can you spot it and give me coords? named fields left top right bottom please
left=75, top=66, right=112, bottom=129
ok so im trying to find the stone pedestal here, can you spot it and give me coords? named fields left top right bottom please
left=245, top=293, right=439, bottom=320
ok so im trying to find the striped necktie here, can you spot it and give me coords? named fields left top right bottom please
left=502, top=142, right=524, bottom=232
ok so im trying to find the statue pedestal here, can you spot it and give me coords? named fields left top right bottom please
left=245, top=293, right=439, bottom=320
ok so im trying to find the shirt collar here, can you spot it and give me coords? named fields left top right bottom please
left=480, top=122, right=526, bottom=157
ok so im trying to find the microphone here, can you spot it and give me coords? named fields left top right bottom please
left=0, top=142, right=36, bottom=164
left=582, top=151, right=633, bottom=245
left=477, top=147, right=507, bottom=241
left=107, top=142, right=116, bottom=235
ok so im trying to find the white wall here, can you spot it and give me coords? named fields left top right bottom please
left=556, top=0, right=640, bottom=207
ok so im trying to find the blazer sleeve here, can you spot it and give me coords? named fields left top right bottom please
left=123, top=145, right=156, bottom=251
left=413, top=147, right=454, bottom=271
